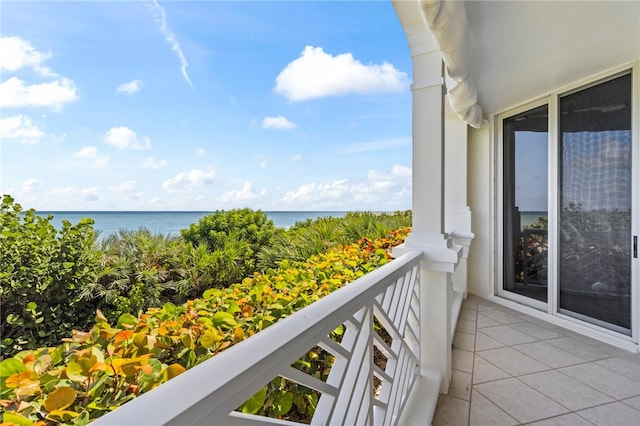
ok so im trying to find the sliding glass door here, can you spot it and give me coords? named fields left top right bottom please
left=558, top=73, right=632, bottom=333
left=501, top=71, right=635, bottom=335
left=503, top=104, right=549, bottom=304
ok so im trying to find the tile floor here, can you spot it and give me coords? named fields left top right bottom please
left=432, top=295, right=640, bottom=425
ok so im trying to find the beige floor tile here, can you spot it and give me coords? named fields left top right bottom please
left=462, top=299, right=479, bottom=310
left=453, top=348, right=474, bottom=373
left=546, top=337, right=622, bottom=361
left=526, top=413, right=593, bottom=426
left=621, top=395, right=640, bottom=411
left=475, top=378, right=569, bottom=423
left=477, top=347, right=549, bottom=376
left=477, top=302, right=498, bottom=312
left=509, top=321, right=563, bottom=340
left=576, top=402, right=640, bottom=426
left=595, top=356, right=640, bottom=382
left=480, top=325, right=539, bottom=346
left=559, top=362, right=640, bottom=400
left=512, top=341, right=587, bottom=368
left=477, top=313, right=502, bottom=328
left=469, top=389, right=518, bottom=426
left=621, top=353, right=640, bottom=365
left=457, top=319, right=476, bottom=334
left=473, top=355, right=510, bottom=384
left=519, top=370, right=614, bottom=410
left=460, top=308, right=477, bottom=320
left=477, top=310, right=524, bottom=325
left=475, top=331, right=506, bottom=351
left=449, top=370, right=472, bottom=401
left=454, top=331, right=475, bottom=351
left=432, top=395, right=469, bottom=426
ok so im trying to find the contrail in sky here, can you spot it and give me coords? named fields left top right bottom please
left=150, top=0, right=194, bottom=88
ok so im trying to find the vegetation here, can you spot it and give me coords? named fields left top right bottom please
left=0, top=228, right=410, bottom=425
left=1, top=195, right=101, bottom=358
left=0, top=194, right=413, bottom=424
left=181, top=208, right=278, bottom=287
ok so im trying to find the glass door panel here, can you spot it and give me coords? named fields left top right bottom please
left=558, top=73, right=632, bottom=333
left=503, top=105, right=549, bottom=303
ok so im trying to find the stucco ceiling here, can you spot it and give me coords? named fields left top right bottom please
left=463, top=1, right=640, bottom=115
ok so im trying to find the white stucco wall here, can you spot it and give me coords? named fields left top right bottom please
left=467, top=125, right=492, bottom=298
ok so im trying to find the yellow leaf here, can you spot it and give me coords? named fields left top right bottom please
left=44, top=387, right=77, bottom=412
left=6, top=372, right=31, bottom=388
left=47, top=410, right=79, bottom=422
left=165, top=363, right=185, bottom=380
left=200, top=328, right=224, bottom=347
left=233, top=327, right=245, bottom=342
left=15, top=379, right=40, bottom=397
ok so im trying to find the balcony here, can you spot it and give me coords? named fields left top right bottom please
left=434, top=295, right=640, bottom=425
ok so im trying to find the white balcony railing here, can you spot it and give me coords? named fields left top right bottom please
left=93, top=250, right=423, bottom=426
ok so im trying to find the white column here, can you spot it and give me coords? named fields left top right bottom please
left=445, top=98, right=474, bottom=296
left=391, top=19, right=462, bottom=393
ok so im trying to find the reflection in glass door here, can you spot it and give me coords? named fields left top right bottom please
left=558, top=73, right=632, bottom=334
left=503, top=105, right=549, bottom=303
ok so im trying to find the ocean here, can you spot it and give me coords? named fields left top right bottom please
left=520, top=211, right=547, bottom=229
left=35, top=211, right=350, bottom=237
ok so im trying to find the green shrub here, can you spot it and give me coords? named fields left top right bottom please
left=257, top=210, right=412, bottom=270
left=0, top=195, right=101, bottom=359
left=181, top=209, right=278, bottom=287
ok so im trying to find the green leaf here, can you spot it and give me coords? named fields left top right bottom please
left=2, top=412, right=33, bottom=426
left=66, top=359, right=88, bottom=382
left=0, top=358, right=26, bottom=377
left=212, top=311, right=236, bottom=328
left=240, top=387, right=266, bottom=414
left=271, top=390, right=293, bottom=416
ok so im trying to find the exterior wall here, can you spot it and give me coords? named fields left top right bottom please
left=467, top=125, right=492, bottom=298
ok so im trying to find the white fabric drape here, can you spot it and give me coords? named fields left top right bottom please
left=419, top=0, right=486, bottom=129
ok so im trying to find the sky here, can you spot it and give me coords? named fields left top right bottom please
left=0, top=0, right=413, bottom=212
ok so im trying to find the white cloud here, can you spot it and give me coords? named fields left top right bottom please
left=218, top=182, right=266, bottom=203
left=22, top=178, right=42, bottom=191
left=280, top=165, right=411, bottom=210
left=117, top=79, right=144, bottom=94
left=143, top=156, right=168, bottom=170
left=0, top=114, right=46, bottom=144
left=105, top=126, right=151, bottom=150
left=274, top=46, right=409, bottom=101
left=80, top=186, right=99, bottom=201
left=74, top=145, right=109, bottom=167
left=47, top=185, right=100, bottom=202
left=262, top=115, right=297, bottom=130
left=109, top=181, right=137, bottom=193
left=344, top=137, right=411, bottom=153
left=291, top=153, right=303, bottom=162
left=0, top=77, right=78, bottom=110
left=0, top=36, right=53, bottom=76
left=162, top=169, right=215, bottom=192
left=149, top=0, right=193, bottom=87
left=75, top=146, right=98, bottom=159
left=195, top=148, right=206, bottom=157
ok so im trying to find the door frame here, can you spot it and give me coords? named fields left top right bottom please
left=494, top=61, right=639, bottom=343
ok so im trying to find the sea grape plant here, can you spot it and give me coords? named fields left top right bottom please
left=0, top=227, right=410, bottom=425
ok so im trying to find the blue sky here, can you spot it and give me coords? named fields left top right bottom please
left=0, top=0, right=413, bottom=211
